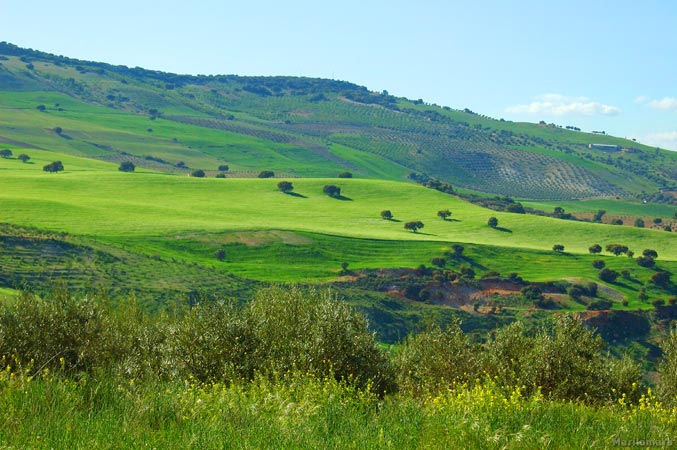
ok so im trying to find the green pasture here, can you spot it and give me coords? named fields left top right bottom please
left=0, top=166, right=674, bottom=261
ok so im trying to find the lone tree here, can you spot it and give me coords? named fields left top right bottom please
left=118, top=161, right=135, bottom=172
left=643, top=249, right=658, bottom=259
left=277, top=181, right=294, bottom=193
left=218, top=164, right=229, bottom=172
left=17, top=154, right=30, bottom=163
left=636, top=256, right=656, bottom=268
left=258, top=170, right=275, bottom=178
left=553, top=244, right=565, bottom=253
left=53, top=126, right=63, bottom=135
left=652, top=271, right=671, bottom=287
left=380, top=210, right=393, bottom=220
left=488, top=217, right=498, bottom=228
left=437, top=209, right=452, bottom=220
left=589, top=244, right=602, bottom=254
left=404, top=221, right=424, bottom=233
left=190, top=169, right=205, bottom=178
left=605, top=244, right=629, bottom=256
left=323, top=185, right=341, bottom=198
left=43, top=161, right=64, bottom=173
left=0, top=149, right=12, bottom=158
left=338, top=172, right=353, bottom=178
left=598, top=268, right=619, bottom=283
left=214, top=249, right=226, bottom=261
left=431, top=257, right=446, bottom=268
left=450, top=243, right=464, bottom=258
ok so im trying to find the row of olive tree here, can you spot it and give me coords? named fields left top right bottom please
left=2, top=284, right=671, bottom=404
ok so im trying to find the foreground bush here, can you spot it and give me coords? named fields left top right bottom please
left=0, top=285, right=394, bottom=394
left=397, top=316, right=642, bottom=404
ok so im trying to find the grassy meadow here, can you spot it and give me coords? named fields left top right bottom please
left=1, top=159, right=674, bottom=259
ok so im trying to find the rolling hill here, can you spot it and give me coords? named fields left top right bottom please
left=1, top=41, right=677, bottom=200
left=0, top=42, right=676, bottom=348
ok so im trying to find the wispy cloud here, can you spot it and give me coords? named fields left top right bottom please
left=648, top=97, right=677, bottom=110
left=506, top=94, right=620, bottom=117
left=643, top=131, right=677, bottom=151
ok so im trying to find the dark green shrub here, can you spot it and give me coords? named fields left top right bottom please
left=247, top=286, right=394, bottom=395
left=395, top=321, right=481, bottom=395
left=592, top=259, right=605, bottom=269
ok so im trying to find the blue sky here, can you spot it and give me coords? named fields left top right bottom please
left=4, top=0, right=677, bottom=149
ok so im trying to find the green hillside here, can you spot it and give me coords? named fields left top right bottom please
left=0, top=42, right=676, bottom=350
left=2, top=42, right=677, bottom=201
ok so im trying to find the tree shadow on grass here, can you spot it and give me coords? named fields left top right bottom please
left=333, top=195, right=352, bottom=201
left=495, top=227, right=512, bottom=233
left=285, top=192, right=307, bottom=198
left=408, top=231, right=436, bottom=236
left=386, top=218, right=402, bottom=223
left=458, top=256, right=488, bottom=271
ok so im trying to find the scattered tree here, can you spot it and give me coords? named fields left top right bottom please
left=214, top=249, right=226, bottom=261
left=118, top=161, right=135, bottom=172
left=190, top=169, right=205, bottom=178
left=589, top=244, right=602, bottom=254
left=404, top=221, right=424, bottom=233
left=36, top=104, right=46, bottom=112
left=54, top=126, right=63, bottom=135
left=664, top=225, right=672, bottom=232
left=654, top=217, right=663, bottom=225
left=431, top=257, right=446, bottom=268
left=552, top=244, right=565, bottom=253
left=598, top=268, right=619, bottom=283
left=643, top=249, right=658, bottom=259
left=338, top=172, right=353, bottom=178
left=323, top=185, right=341, bottom=198
left=17, top=153, right=30, bottom=163
left=593, top=209, right=606, bottom=223
left=634, top=218, right=645, bottom=228
left=215, top=173, right=226, bottom=178
left=592, top=260, right=605, bottom=269
left=0, top=149, right=12, bottom=158
left=652, top=271, right=671, bottom=287
left=488, top=217, right=498, bottom=228
left=277, top=181, right=294, bottom=193
left=258, top=170, right=275, bottom=178
left=636, top=256, right=656, bottom=268
left=176, top=161, right=187, bottom=169
left=43, top=161, right=64, bottom=173
left=218, top=164, right=229, bottom=172
left=611, top=219, right=624, bottom=226
left=380, top=210, right=393, bottom=220
left=437, top=209, right=451, bottom=220
left=450, top=244, right=464, bottom=258
left=460, top=265, right=475, bottom=279
left=605, top=244, right=629, bottom=256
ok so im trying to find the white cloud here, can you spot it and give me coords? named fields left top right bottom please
left=506, top=94, right=621, bottom=117
left=647, top=97, right=677, bottom=110
left=643, top=131, right=677, bottom=151
left=634, top=96, right=648, bottom=104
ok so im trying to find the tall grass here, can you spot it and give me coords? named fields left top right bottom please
left=0, top=368, right=675, bottom=449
